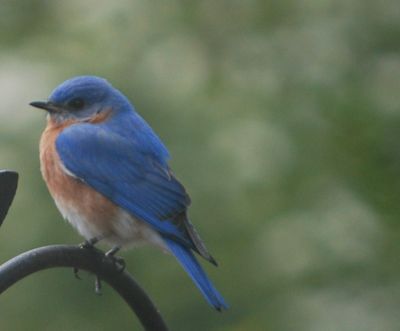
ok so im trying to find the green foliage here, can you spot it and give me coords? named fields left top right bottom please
left=1, top=0, right=400, bottom=330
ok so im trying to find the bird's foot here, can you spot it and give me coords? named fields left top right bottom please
left=75, top=237, right=102, bottom=280
left=105, top=246, right=125, bottom=272
left=80, top=237, right=100, bottom=249
left=74, top=267, right=103, bottom=295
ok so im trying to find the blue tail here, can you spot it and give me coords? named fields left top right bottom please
left=164, top=238, right=228, bottom=311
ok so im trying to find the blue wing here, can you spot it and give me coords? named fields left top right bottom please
left=56, top=114, right=192, bottom=246
left=56, top=112, right=227, bottom=310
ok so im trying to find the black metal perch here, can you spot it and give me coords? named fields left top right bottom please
left=0, top=170, right=18, bottom=227
left=0, top=171, right=169, bottom=331
left=0, top=245, right=169, bottom=331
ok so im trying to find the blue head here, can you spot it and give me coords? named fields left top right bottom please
left=30, top=76, right=131, bottom=122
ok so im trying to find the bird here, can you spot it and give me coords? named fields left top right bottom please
left=30, top=75, right=227, bottom=311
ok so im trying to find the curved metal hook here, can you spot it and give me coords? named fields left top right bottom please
left=0, top=245, right=169, bottom=331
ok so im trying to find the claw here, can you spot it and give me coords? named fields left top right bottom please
left=80, top=237, right=100, bottom=249
left=112, top=256, right=126, bottom=273
left=105, top=246, right=125, bottom=272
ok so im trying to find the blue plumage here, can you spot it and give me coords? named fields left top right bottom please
left=56, top=122, right=191, bottom=243
left=37, top=75, right=228, bottom=310
left=165, top=238, right=228, bottom=310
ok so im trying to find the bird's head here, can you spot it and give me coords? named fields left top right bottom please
left=30, top=76, right=129, bottom=123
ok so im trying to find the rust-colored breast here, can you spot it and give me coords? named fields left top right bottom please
left=39, top=117, right=118, bottom=237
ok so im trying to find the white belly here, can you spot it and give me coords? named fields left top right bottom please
left=54, top=197, right=167, bottom=251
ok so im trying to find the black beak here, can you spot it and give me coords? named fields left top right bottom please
left=29, top=101, right=62, bottom=113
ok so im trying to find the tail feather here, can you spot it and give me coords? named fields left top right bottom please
left=164, top=238, right=228, bottom=311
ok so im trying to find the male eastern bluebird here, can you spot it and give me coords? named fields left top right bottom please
left=30, top=76, right=227, bottom=310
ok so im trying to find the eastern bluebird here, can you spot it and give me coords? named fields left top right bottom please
left=30, top=76, right=227, bottom=310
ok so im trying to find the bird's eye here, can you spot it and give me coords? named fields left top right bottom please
left=67, top=97, right=85, bottom=110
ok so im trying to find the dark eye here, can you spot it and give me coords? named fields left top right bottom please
left=67, top=97, right=85, bottom=110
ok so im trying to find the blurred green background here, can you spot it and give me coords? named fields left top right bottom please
left=1, top=0, right=400, bottom=330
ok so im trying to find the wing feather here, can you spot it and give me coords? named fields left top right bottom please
left=56, top=122, right=192, bottom=246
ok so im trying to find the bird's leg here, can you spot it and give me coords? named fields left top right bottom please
left=105, top=245, right=120, bottom=256
left=80, top=236, right=101, bottom=249
left=105, top=245, right=125, bottom=272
